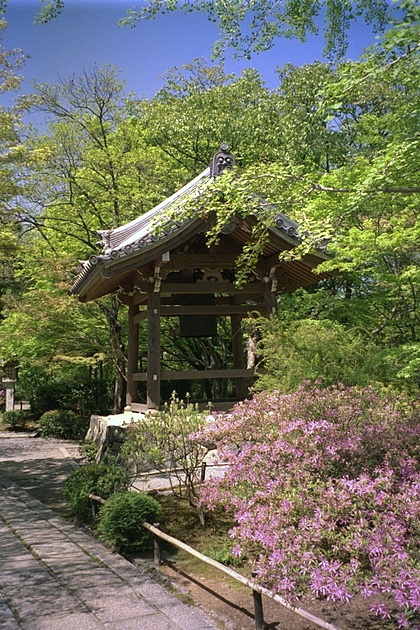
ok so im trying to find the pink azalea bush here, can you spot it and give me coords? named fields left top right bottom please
left=196, top=383, right=419, bottom=628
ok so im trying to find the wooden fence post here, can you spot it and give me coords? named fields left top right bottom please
left=252, top=571, right=264, bottom=629
left=153, top=523, right=161, bottom=565
left=200, top=462, right=207, bottom=481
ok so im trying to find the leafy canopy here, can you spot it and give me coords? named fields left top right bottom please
left=123, top=0, right=391, bottom=60
left=2, top=0, right=394, bottom=60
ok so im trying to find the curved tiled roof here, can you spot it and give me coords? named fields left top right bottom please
left=69, top=144, right=328, bottom=299
left=70, top=167, right=211, bottom=295
left=99, top=167, right=211, bottom=255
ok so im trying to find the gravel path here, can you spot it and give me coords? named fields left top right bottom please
left=0, top=435, right=82, bottom=516
left=0, top=434, right=219, bottom=629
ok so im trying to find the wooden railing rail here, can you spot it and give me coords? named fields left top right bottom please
left=88, top=494, right=341, bottom=630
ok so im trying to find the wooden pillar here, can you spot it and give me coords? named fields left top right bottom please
left=264, top=281, right=277, bottom=318
left=126, top=301, right=139, bottom=408
left=231, top=314, right=247, bottom=399
left=147, top=289, right=161, bottom=409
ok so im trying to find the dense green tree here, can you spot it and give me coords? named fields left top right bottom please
left=3, top=4, right=418, bottom=407
left=129, top=60, right=283, bottom=174
left=0, top=18, right=25, bottom=209
left=2, top=66, right=177, bottom=412
left=129, top=58, right=353, bottom=181
left=157, top=13, right=419, bottom=390
left=0, top=19, right=27, bottom=323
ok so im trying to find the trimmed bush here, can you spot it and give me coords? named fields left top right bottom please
left=64, top=463, right=130, bottom=523
left=2, top=410, right=32, bottom=431
left=97, top=491, right=161, bottom=555
left=37, top=409, right=88, bottom=440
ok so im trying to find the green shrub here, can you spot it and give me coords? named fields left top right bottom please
left=97, top=491, right=161, bottom=555
left=79, top=439, right=99, bottom=462
left=64, top=462, right=130, bottom=523
left=205, top=542, right=245, bottom=568
left=20, top=370, right=113, bottom=419
left=253, top=317, right=385, bottom=393
left=37, top=409, right=88, bottom=440
left=120, top=392, right=208, bottom=515
left=2, top=410, right=32, bottom=431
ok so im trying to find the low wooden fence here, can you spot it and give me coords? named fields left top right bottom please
left=144, top=521, right=341, bottom=630
left=89, top=493, right=341, bottom=630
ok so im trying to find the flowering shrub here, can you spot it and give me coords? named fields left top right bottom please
left=120, top=392, right=209, bottom=523
left=196, top=383, right=420, bottom=628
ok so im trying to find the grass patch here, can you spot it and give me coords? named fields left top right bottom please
left=154, top=493, right=244, bottom=572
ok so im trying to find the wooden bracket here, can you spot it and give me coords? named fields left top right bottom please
left=153, top=267, right=161, bottom=293
left=269, top=267, right=277, bottom=293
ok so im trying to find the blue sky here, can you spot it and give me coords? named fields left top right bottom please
left=3, top=0, right=383, bottom=105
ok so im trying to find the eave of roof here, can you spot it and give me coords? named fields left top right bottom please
left=69, top=154, right=329, bottom=301
left=70, top=167, right=211, bottom=297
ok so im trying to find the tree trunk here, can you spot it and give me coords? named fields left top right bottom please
left=97, top=295, right=126, bottom=414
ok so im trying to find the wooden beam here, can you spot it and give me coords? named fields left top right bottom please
left=134, top=368, right=254, bottom=382
left=131, top=280, right=265, bottom=301
left=168, top=253, right=238, bottom=269
left=133, top=310, right=149, bottom=324
left=264, top=281, right=277, bottom=317
left=117, top=293, right=132, bottom=306
left=160, top=282, right=264, bottom=295
left=132, top=289, right=151, bottom=306
left=133, top=304, right=264, bottom=323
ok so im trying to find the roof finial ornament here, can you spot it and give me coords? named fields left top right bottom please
left=210, top=142, right=235, bottom=178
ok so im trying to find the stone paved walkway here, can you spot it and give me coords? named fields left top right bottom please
left=0, top=437, right=218, bottom=629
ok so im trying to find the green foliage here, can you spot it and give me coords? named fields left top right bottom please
left=32, top=0, right=64, bottom=24
left=23, top=371, right=111, bottom=419
left=1, top=409, right=32, bottom=431
left=64, top=462, right=130, bottom=523
left=253, top=317, right=386, bottom=393
left=1, top=66, right=176, bottom=413
left=122, top=0, right=391, bottom=60
left=79, top=439, right=99, bottom=463
left=204, top=542, right=245, bottom=568
left=37, top=409, right=88, bottom=440
left=96, top=491, right=161, bottom=555
left=2, top=9, right=418, bottom=426
left=0, top=21, right=28, bottom=319
left=132, top=63, right=283, bottom=174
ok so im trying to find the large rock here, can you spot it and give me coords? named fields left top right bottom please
left=86, top=411, right=143, bottom=462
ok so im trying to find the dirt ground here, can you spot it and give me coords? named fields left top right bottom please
left=150, top=552, right=388, bottom=630
left=0, top=430, right=411, bottom=630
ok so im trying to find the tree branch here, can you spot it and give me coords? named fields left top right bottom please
left=310, top=183, right=420, bottom=194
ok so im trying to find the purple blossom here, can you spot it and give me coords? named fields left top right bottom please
left=196, top=383, right=420, bottom=628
